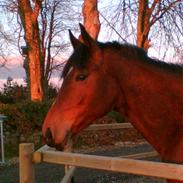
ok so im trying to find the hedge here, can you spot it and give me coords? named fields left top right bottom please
left=0, top=100, right=52, bottom=134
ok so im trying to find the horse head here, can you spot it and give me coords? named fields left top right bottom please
left=42, top=24, right=122, bottom=150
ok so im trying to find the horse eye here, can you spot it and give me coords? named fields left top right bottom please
left=76, top=74, right=87, bottom=81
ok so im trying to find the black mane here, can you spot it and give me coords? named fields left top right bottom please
left=99, top=41, right=149, bottom=60
left=62, top=41, right=183, bottom=78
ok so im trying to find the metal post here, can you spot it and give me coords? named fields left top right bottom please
left=0, top=115, right=7, bottom=164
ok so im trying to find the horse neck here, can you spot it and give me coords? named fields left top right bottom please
left=104, top=49, right=183, bottom=155
left=104, top=49, right=155, bottom=114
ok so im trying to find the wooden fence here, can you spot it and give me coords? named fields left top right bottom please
left=19, top=123, right=183, bottom=183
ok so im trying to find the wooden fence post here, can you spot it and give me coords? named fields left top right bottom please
left=19, top=143, right=35, bottom=183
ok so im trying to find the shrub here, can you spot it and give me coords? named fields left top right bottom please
left=0, top=77, right=58, bottom=104
left=0, top=100, right=52, bottom=134
left=0, top=78, right=27, bottom=104
left=45, top=84, right=58, bottom=100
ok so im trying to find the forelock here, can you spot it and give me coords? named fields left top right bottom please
left=62, top=44, right=90, bottom=78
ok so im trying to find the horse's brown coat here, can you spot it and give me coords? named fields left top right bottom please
left=42, top=24, right=183, bottom=183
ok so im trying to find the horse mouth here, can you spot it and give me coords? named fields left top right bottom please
left=44, top=128, right=73, bottom=151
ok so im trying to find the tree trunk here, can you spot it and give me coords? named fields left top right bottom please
left=136, top=0, right=151, bottom=51
left=18, top=0, right=44, bottom=101
left=82, top=0, right=100, bottom=40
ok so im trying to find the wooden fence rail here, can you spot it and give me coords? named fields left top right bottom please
left=85, top=123, right=133, bottom=131
left=19, top=122, right=183, bottom=183
left=19, top=143, right=183, bottom=183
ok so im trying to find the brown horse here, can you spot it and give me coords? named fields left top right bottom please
left=42, top=24, right=183, bottom=183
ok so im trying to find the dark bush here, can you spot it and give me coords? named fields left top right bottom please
left=0, top=100, right=52, bottom=134
left=0, top=77, right=27, bottom=104
left=45, top=84, right=58, bottom=100
left=0, top=77, right=58, bottom=104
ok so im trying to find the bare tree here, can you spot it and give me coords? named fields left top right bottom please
left=100, top=0, right=183, bottom=61
left=136, top=0, right=182, bottom=51
left=0, top=25, right=8, bottom=67
left=40, top=0, right=80, bottom=95
left=17, top=0, right=44, bottom=101
left=82, top=0, right=100, bottom=39
left=1, top=0, right=81, bottom=100
left=0, top=13, right=15, bottom=67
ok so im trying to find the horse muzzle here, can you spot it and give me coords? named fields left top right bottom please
left=43, top=128, right=72, bottom=151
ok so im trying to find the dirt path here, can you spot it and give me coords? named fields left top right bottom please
left=0, top=143, right=166, bottom=183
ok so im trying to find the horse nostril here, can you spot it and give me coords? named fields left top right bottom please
left=45, top=128, right=54, bottom=147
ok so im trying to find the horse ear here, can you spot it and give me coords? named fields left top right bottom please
left=79, top=23, right=95, bottom=47
left=79, top=23, right=102, bottom=65
left=69, top=30, right=81, bottom=50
